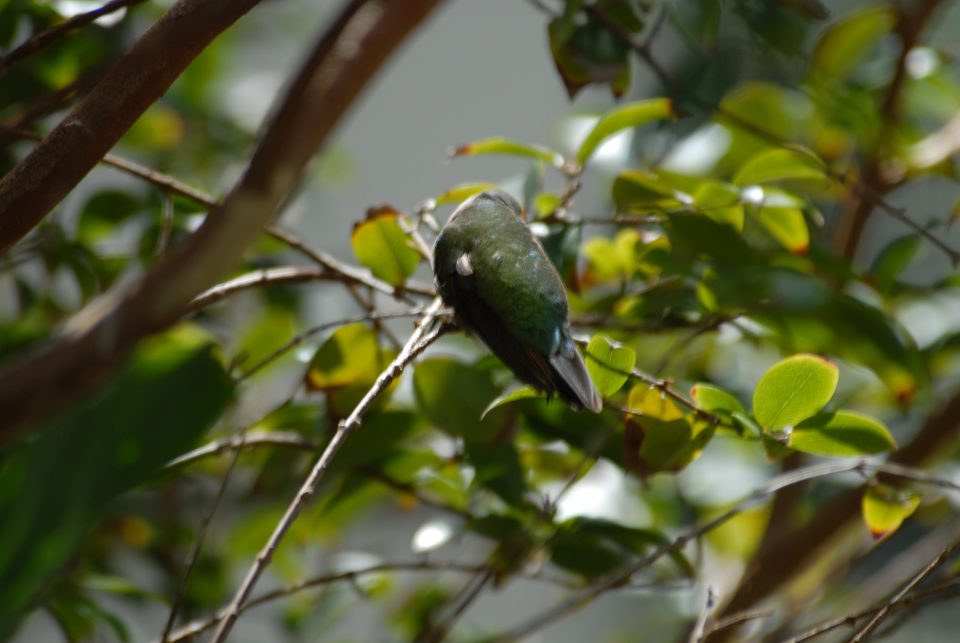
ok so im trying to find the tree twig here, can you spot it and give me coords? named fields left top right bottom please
left=0, top=0, right=148, bottom=76
left=210, top=298, right=445, bottom=641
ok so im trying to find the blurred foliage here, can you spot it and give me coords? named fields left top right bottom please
left=2, top=0, right=960, bottom=641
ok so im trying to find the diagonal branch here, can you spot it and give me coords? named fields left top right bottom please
left=0, top=0, right=265, bottom=253
left=210, top=297, right=445, bottom=641
left=0, top=0, right=445, bottom=444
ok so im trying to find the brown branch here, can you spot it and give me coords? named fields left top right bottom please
left=0, top=0, right=445, bottom=444
left=0, top=0, right=266, bottom=254
left=712, top=385, right=960, bottom=639
left=832, top=0, right=943, bottom=261
left=0, top=0, right=148, bottom=76
left=210, top=298, right=445, bottom=641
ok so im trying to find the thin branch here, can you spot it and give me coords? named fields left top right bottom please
left=688, top=586, right=716, bottom=643
left=702, top=608, right=774, bottom=638
left=0, top=0, right=265, bottom=253
left=784, top=577, right=960, bottom=643
left=210, top=298, right=445, bottom=641
left=160, top=443, right=243, bottom=642
left=489, top=459, right=959, bottom=641
left=417, top=566, right=496, bottom=643
left=0, top=0, right=148, bottom=76
left=165, top=430, right=318, bottom=470
left=847, top=536, right=960, bottom=642
left=160, top=560, right=489, bottom=643
left=0, top=0, right=444, bottom=444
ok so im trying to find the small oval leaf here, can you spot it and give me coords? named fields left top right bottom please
left=449, top=137, right=563, bottom=167
left=733, top=148, right=828, bottom=186
left=577, top=98, right=676, bottom=165
left=790, top=410, right=896, bottom=457
left=693, top=181, right=744, bottom=231
left=351, top=212, right=421, bottom=286
left=584, top=335, right=636, bottom=397
left=862, top=484, right=920, bottom=539
left=435, top=183, right=499, bottom=205
left=753, top=354, right=838, bottom=431
left=691, top=383, right=747, bottom=418
left=481, top=386, right=543, bottom=420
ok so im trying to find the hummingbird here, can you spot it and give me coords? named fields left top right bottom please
left=433, top=190, right=602, bottom=413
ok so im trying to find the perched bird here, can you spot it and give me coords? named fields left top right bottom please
left=433, top=190, right=602, bottom=413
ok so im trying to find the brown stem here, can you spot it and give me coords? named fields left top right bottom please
left=0, top=0, right=445, bottom=444
left=0, top=0, right=264, bottom=254
left=711, top=385, right=960, bottom=640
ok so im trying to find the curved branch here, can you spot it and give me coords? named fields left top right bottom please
left=0, top=0, right=445, bottom=444
left=0, top=0, right=265, bottom=253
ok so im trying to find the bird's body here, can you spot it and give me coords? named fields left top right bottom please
left=433, top=190, right=602, bottom=413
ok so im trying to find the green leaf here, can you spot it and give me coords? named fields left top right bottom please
left=733, top=148, right=828, bottom=186
left=583, top=335, right=635, bottom=397
left=746, top=190, right=810, bottom=254
left=306, top=323, right=381, bottom=390
left=582, top=229, right=640, bottom=284
left=789, top=410, right=896, bottom=456
left=631, top=416, right=715, bottom=476
left=691, top=383, right=747, bottom=419
left=693, top=181, right=744, bottom=231
left=465, top=442, right=527, bottom=507
left=870, top=235, right=921, bottom=294
left=612, top=170, right=686, bottom=212
left=351, top=211, right=421, bottom=286
left=549, top=518, right=691, bottom=579
left=812, top=6, right=896, bottom=81
left=413, top=358, right=501, bottom=440
left=0, top=327, right=233, bottom=638
left=434, top=183, right=499, bottom=205
left=577, top=98, right=676, bottom=165
left=481, top=386, right=544, bottom=420
left=862, top=484, right=920, bottom=539
left=753, top=354, right=838, bottom=431
left=449, top=137, right=562, bottom=167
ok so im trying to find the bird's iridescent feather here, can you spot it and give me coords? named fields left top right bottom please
left=433, top=190, right=601, bottom=412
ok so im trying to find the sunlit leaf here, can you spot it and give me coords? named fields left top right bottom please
left=584, top=335, right=635, bottom=397
left=733, top=148, right=828, bottom=186
left=753, top=354, right=838, bottom=431
left=747, top=190, right=810, bottom=254
left=789, top=410, right=896, bottom=456
left=306, top=323, right=381, bottom=390
left=351, top=210, right=421, bottom=286
left=691, top=383, right=747, bottom=419
left=627, top=384, right=684, bottom=421
left=862, top=484, right=920, bottom=539
left=449, top=137, right=562, bottom=167
left=693, top=181, right=744, bottom=231
left=577, top=98, right=676, bottom=165
left=434, top=183, right=499, bottom=205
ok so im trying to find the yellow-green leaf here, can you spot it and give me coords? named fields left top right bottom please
left=577, top=98, right=676, bottom=165
left=450, top=137, right=563, bottom=167
left=862, top=484, right=920, bottom=539
left=812, top=6, right=896, bottom=81
left=753, top=354, right=838, bottom=431
left=693, top=181, right=744, bottom=231
left=612, top=170, right=685, bottom=212
left=790, top=410, right=896, bottom=457
left=627, top=384, right=684, bottom=421
left=435, top=183, right=499, bottom=205
left=584, top=335, right=636, bottom=397
left=691, top=383, right=747, bottom=418
left=351, top=212, right=421, bottom=286
left=307, top=324, right=380, bottom=390
left=733, top=148, right=827, bottom=187
left=480, top=386, right=543, bottom=420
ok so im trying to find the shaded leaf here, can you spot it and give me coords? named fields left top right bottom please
left=870, top=235, right=921, bottom=294
left=481, top=386, right=544, bottom=420
left=753, top=354, right=838, bottom=430
left=413, top=358, right=501, bottom=440
left=693, top=181, right=744, bottom=231
left=0, top=327, right=233, bottom=637
left=811, top=5, right=895, bottom=80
